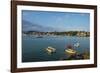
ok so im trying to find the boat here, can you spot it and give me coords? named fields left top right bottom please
left=74, top=42, right=80, bottom=47
left=65, top=48, right=77, bottom=56
left=46, top=46, right=56, bottom=53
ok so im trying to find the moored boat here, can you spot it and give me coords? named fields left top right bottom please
left=74, top=42, right=80, bottom=47
left=46, top=46, right=56, bottom=53
left=65, top=49, right=76, bottom=55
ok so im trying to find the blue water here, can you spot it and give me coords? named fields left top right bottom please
left=22, top=35, right=90, bottom=62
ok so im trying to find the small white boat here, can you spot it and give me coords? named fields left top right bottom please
left=46, top=46, right=56, bottom=53
left=74, top=42, right=80, bottom=47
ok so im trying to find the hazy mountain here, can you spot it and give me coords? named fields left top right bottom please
left=22, top=20, right=56, bottom=32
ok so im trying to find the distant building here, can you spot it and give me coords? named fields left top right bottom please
left=77, top=31, right=89, bottom=37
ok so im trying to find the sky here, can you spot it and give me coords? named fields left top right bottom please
left=22, top=10, right=90, bottom=32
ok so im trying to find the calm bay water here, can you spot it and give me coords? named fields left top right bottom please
left=22, top=35, right=90, bottom=62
